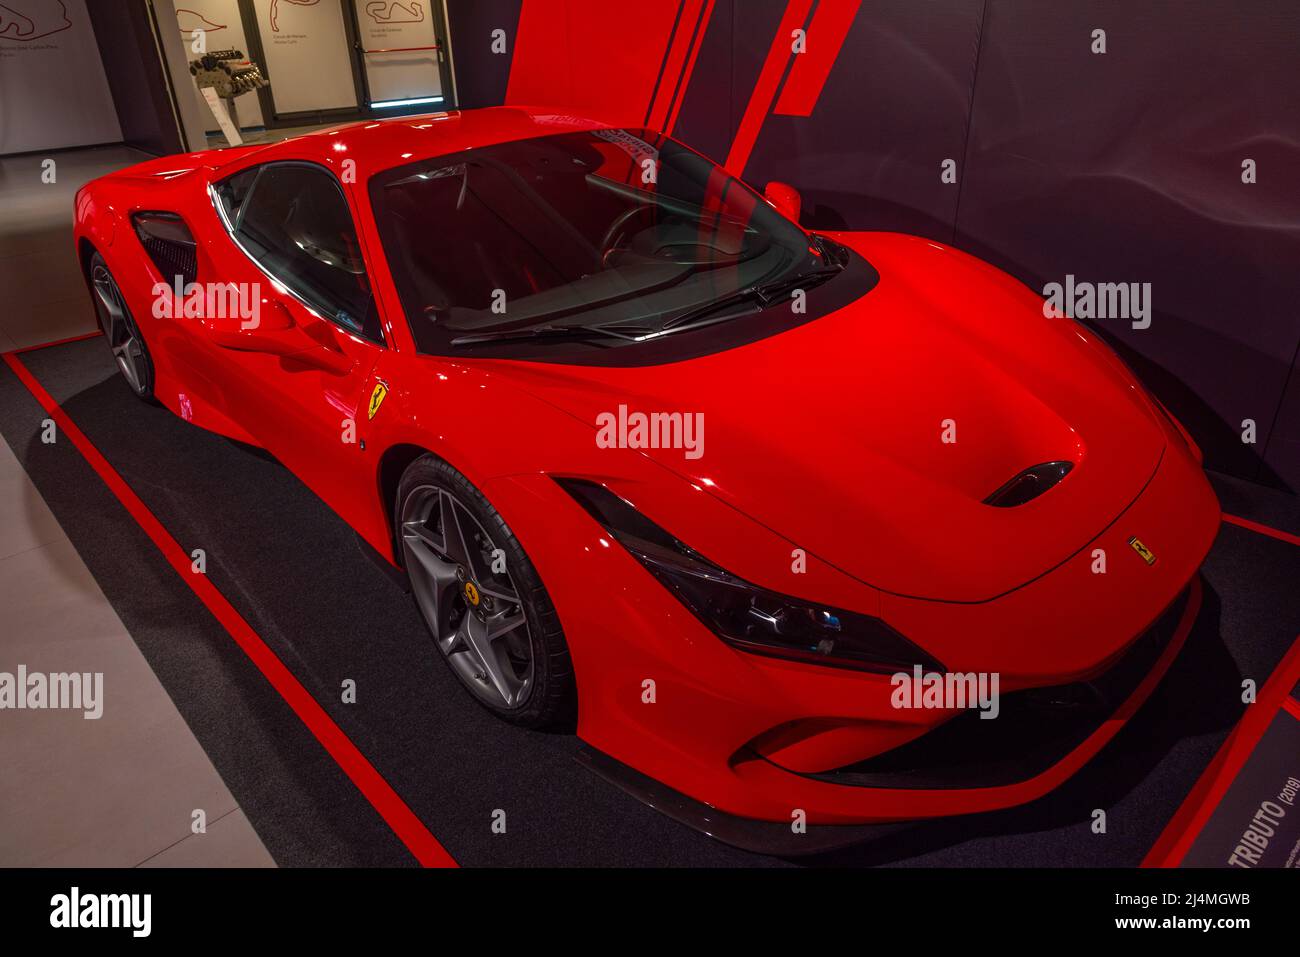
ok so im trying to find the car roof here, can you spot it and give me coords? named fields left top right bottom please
left=240, top=106, right=618, bottom=181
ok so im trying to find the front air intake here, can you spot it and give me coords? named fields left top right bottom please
left=982, top=460, right=1074, bottom=508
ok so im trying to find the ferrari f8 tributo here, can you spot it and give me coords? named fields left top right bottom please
left=72, top=108, right=1219, bottom=846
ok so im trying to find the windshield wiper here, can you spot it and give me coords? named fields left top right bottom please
left=451, top=240, right=847, bottom=347
left=449, top=323, right=652, bottom=347
left=659, top=262, right=843, bottom=333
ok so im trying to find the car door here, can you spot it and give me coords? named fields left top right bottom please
left=204, top=160, right=386, bottom=525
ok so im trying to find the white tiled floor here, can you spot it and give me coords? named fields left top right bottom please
left=0, top=141, right=351, bottom=867
left=139, top=809, right=271, bottom=868
left=0, top=146, right=146, bottom=349
left=0, top=353, right=274, bottom=869
left=0, top=443, right=63, bottom=560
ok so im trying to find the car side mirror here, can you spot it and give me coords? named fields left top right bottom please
left=764, top=181, right=802, bottom=224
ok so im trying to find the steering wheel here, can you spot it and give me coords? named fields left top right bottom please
left=599, top=204, right=659, bottom=266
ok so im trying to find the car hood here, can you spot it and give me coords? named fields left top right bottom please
left=492, top=232, right=1167, bottom=602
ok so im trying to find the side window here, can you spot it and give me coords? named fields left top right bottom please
left=218, top=163, right=382, bottom=343
left=215, top=167, right=258, bottom=227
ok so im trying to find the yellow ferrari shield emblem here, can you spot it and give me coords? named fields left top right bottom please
left=1128, top=536, right=1156, bottom=566
left=463, top=581, right=481, bottom=606
left=367, top=382, right=388, bottom=420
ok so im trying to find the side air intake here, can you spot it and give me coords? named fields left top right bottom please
left=982, top=461, right=1074, bottom=508
left=131, top=211, right=197, bottom=287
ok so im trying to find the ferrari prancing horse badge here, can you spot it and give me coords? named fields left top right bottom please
left=368, top=382, right=388, bottom=420
left=1127, top=536, right=1156, bottom=566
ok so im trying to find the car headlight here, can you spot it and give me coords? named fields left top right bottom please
left=556, top=478, right=944, bottom=674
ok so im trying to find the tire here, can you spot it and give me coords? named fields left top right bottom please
left=395, top=454, right=574, bottom=728
left=88, top=252, right=155, bottom=401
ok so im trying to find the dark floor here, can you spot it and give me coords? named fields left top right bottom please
left=2, top=336, right=1298, bottom=867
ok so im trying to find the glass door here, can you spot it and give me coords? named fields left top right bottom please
left=351, top=1, right=453, bottom=112
left=249, top=0, right=362, bottom=119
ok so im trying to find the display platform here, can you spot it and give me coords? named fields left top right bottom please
left=1, top=334, right=1297, bottom=868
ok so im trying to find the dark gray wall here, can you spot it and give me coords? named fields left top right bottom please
left=86, top=1, right=185, bottom=156
left=954, top=0, right=1300, bottom=489
left=413, top=0, right=1300, bottom=491
left=678, top=0, right=1300, bottom=491
left=446, top=0, right=522, bottom=109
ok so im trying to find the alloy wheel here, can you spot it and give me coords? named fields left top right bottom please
left=399, top=484, right=535, bottom=709
left=91, top=264, right=148, bottom=396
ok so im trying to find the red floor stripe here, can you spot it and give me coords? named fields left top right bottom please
left=1283, top=695, right=1300, bottom=722
left=2, top=349, right=457, bottom=868
left=1142, top=633, right=1300, bottom=867
left=1222, top=512, right=1300, bottom=547
left=13, top=329, right=103, bottom=354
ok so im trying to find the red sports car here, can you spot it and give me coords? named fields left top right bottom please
left=73, top=107, right=1219, bottom=850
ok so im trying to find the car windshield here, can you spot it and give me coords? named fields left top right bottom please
left=368, top=127, right=833, bottom=355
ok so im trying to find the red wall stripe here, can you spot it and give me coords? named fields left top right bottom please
left=723, top=0, right=815, bottom=176
left=665, top=0, right=716, bottom=134
left=1282, top=695, right=1300, bottom=722
left=646, top=0, right=702, bottom=131
left=506, top=0, right=686, bottom=128
left=773, top=0, right=861, bottom=116
left=2, top=349, right=458, bottom=869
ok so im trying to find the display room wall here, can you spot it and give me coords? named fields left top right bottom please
left=249, top=0, right=358, bottom=114
left=448, top=0, right=1300, bottom=492
left=0, top=0, right=121, bottom=153
left=84, top=0, right=192, bottom=156
left=174, top=0, right=267, bottom=128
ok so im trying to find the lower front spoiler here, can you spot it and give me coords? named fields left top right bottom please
left=578, top=574, right=1204, bottom=851
left=575, top=744, right=911, bottom=856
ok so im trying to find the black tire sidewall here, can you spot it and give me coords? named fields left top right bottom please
left=89, top=251, right=155, bottom=401
left=395, top=454, right=574, bottom=729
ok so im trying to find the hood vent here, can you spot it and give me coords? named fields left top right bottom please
left=983, top=461, right=1074, bottom=508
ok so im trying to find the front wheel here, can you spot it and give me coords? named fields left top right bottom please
left=396, top=454, right=574, bottom=728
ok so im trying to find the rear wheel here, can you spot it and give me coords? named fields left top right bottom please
left=89, top=252, right=154, bottom=400
left=396, top=454, right=574, bottom=728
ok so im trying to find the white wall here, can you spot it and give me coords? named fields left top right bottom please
left=0, top=0, right=121, bottom=154
left=354, top=0, right=442, bottom=104
left=151, top=0, right=221, bottom=150
left=252, top=0, right=357, bottom=114
left=173, top=0, right=266, bottom=129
